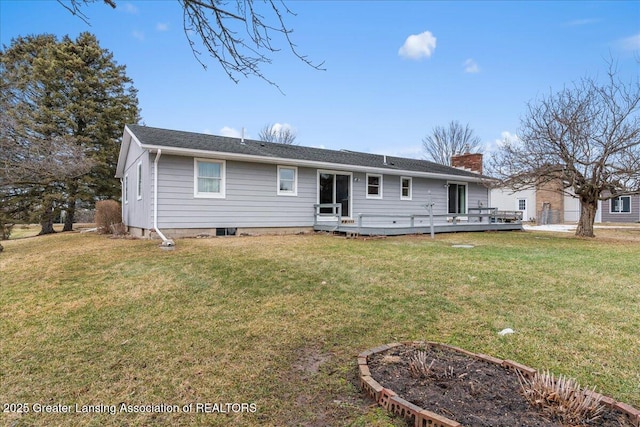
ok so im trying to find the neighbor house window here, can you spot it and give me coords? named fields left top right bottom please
left=194, top=159, right=225, bottom=198
left=401, top=177, right=412, bottom=200
left=124, top=174, right=129, bottom=204
left=136, top=161, right=143, bottom=200
left=610, top=196, right=631, bottom=213
left=277, top=166, right=298, bottom=196
left=448, top=182, right=467, bottom=214
left=366, top=174, right=382, bottom=199
left=518, top=199, right=526, bottom=211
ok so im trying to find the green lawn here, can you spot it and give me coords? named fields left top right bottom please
left=1, top=230, right=638, bottom=426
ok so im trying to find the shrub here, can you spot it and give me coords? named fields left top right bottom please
left=94, top=200, right=123, bottom=234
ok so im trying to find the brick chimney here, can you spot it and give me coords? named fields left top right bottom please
left=451, top=153, right=483, bottom=174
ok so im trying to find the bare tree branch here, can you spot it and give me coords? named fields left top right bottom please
left=258, top=123, right=297, bottom=144
left=59, top=0, right=324, bottom=91
left=489, top=61, right=640, bottom=237
left=422, top=121, right=483, bottom=165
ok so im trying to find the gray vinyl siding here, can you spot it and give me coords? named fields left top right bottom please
left=351, top=173, right=445, bottom=226
left=156, top=155, right=317, bottom=228
left=467, top=182, right=490, bottom=211
left=152, top=154, right=490, bottom=229
left=600, top=195, right=640, bottom=223
left=350, top=174, right=489, bottom=226
left=121, top=142, right=152, bottom=229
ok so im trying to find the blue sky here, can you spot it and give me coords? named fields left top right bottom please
left=1, top=0, right=638, bottom=159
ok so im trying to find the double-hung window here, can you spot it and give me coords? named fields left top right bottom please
left=401, top=177, right=412, bottom=200
left=277, top=166, right=297, bottom=196
left=366, top=174, right=383, bottom=199
left=610, top=196, right=631, bottom=213
left=194, top=159, right=225, bottom=198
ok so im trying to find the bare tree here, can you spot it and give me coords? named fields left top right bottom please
left=490, top=64, right=640, bottom=237
left=422, top=121, right=483, bottom=165
left=258, top=123, right=297, bottom=144
left=57, top=0, right=324, bottom=89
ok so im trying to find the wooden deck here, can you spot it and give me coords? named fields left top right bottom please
left=313, top=204, right=523, bottom=236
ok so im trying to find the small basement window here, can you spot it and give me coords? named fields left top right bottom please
left=216, top=228, right=237, bottom=236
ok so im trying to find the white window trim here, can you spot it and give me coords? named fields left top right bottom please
left=366, top=173, right=383, bottom=199
left=136, top=161, right=143, bottom=200
left=400, top=176, right=412, bottom=200
left=277, top=165, right=298, bottom=196
left=610, top=195, right=631, bottom=214
left=194, top=158, right=226, bottom=199
left=124, top=174, right=129, bottom=204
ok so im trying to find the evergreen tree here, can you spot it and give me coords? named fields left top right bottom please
left=0, top=33, right=140, bottom=234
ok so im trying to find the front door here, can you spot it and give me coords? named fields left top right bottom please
left=319, top=172, right=351, bottom=217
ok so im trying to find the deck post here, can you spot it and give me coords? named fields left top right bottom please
left=427, top=191, right=435, bottom=239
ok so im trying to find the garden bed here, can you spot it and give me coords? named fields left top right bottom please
left=359, top=342, right=640, bottom=427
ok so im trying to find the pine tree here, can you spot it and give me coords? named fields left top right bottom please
left=0, top=33, right=140, bottom=234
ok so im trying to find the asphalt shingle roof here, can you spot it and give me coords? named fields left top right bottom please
left=127, top=124, right=484, bottom=179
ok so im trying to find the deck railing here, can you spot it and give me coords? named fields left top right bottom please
left=313, top=204, right=522, bottom=237
left=313, top=203, right=343, bottom=229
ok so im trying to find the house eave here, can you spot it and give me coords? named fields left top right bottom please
left=115, top=125, right=144, bottom=178
left=140, top=144, right=491, bottom=183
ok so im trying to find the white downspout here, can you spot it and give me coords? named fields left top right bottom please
left=153, top=149, right=174, bottom=246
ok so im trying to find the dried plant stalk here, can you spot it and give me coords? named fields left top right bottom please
left=518, top=370, right=605, bottom=425
left=409, top=350, right=435, bottom=378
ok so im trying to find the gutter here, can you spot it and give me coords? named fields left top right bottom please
left=153, top=149, right=174, bottom=247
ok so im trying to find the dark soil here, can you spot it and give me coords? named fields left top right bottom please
left=368, top=344, right=634, bottom=427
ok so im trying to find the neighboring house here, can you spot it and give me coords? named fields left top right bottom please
left=116, top=125, right=512, bottom=239
left=490, top=186, right=585, bottom=224
left=600, top=193, right=640, bottom=223
left=491, top=182, right=640, bottom=224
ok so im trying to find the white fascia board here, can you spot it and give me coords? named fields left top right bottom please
left=141, top=144, right=490, bottom=183
left=115, top=125, right=145, bottom=178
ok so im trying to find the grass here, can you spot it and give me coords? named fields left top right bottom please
left=1, top=229, right=639, bottom=426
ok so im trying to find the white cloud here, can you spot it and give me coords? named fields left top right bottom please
left=398, top=31, right=437, bottom=60
left=270, top=122, right=295, bottom=134
left=132, top=30, right=144, bottom=41
left=494, top=131, right=520, bottom=149
left=124, top=3, right=138, bottom=14
left=464, top=59, right=480, bottom=73
left=617, top=33, right=640, bottom=51
left=219, top=126, right=243, bottom=138
left=156, top=23, right=169, bottom=32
